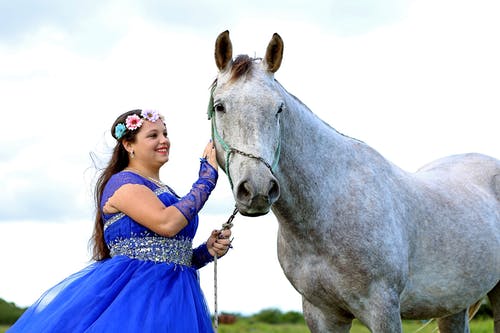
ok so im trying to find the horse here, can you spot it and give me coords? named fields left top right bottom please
left=208, top=30, right=500, bottom=333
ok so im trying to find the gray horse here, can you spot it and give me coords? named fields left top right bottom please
left=209, top=30, right=500, bottom=333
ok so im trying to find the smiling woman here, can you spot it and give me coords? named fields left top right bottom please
left=7, top=109, right=233, bottom=333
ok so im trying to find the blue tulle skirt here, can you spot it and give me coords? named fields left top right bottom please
left=8, top=256, right=214, bottom=332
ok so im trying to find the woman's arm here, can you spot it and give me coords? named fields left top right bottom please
left=104, top=141, right=219, bottom=238
left=105, top=184, right=188, bottom=237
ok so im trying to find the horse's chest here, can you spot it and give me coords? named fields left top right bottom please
left=277, top=222, right=406, bottom=309
left=277, top=228, right=371, bottom=304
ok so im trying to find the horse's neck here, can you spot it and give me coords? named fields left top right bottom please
left=274, top=93, right=400, bottom=221
left=278, top=95, right=357, bottom=189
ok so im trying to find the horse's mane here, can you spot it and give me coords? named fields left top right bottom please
left=274, top=79, right=365, bottom=144
left=230, top=55, right=263, bottom=82
left=209, top=55, right=259, bottom=89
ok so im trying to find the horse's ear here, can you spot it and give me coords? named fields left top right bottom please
left=215, top=30, right=233, bottom=71
left=264, top=33, right=284, bottom=73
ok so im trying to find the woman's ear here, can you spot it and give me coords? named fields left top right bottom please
left=123, top=140, right=133, bottom=154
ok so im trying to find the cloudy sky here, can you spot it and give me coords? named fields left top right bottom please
left=0, top=0, right=498, bottom=315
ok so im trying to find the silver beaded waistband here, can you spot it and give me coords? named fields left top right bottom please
left=109, top=236, right=193, bottom=266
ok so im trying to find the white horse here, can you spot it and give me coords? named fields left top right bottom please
left=209, top=30, right=500, bottom=333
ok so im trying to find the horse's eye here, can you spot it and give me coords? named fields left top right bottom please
left=214, top=103, right=225, bottom=113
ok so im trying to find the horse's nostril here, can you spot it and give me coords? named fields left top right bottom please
left=268, top=179, right=280, bottom=202
left=236, top=181, right=252, bottom=203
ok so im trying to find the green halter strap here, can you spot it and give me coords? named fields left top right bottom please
left=207, top=85, right=281, bottom=189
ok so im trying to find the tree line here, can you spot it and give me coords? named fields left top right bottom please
left=0, top=298, right=26, bottom=325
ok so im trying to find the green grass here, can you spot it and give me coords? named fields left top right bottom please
left=0, top=319, right=493, bottom=332
left=217, top=318, right=493, bottom=332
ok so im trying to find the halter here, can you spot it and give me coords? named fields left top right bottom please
left=207, top=85, right=282, bottom=189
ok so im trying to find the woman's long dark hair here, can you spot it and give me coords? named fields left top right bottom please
left=91, top=109, right=142, bottom=261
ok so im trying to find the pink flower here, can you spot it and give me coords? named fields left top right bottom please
left=125, top=114, right=144, bottom=130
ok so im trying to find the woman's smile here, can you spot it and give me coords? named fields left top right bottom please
left=156, top=147, right=168, bottom=154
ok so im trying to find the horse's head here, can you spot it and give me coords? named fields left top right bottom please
left=209, top=30, right=284, bottom=216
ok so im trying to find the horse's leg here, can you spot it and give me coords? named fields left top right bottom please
left=354, top=292, right=403, bottom=333
left=488, top=282, right=500, bottom=333
left=437, top=309, right=470, bottom=333
left=360, top=311, right=402, bottom=333
left=302, top=298, right=352, bottom=333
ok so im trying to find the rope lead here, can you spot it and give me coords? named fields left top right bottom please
left=213, top=206, right=238, bottom=332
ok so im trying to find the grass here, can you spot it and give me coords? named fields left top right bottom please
left=0, top=319, right=493, bottom=332
left=217, top=318, right=494, bottom=332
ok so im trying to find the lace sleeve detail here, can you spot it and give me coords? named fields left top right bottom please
left=192, top=242, right=214, bottom=269
left=101, top=172, right=149, bottom=209
left=172, top=159, right=218, bottom=222
left=198, top=158, right=218, bottom=184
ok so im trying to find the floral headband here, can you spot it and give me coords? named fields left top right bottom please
left=114, top=109, right=164, bottom=140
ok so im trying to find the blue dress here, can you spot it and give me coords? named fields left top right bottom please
left=8, top=171, right=215, bottom=332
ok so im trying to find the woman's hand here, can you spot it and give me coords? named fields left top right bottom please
left=202, top=140, right=218, bottom=172
left=206, top=229, right=232, bottom=257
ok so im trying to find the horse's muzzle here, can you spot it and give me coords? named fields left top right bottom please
left=234, top=177, right=280, bottom=216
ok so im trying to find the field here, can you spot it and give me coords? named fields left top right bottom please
left=217, top=319, right=493, bottom=333
left=1, top=319, right=493, bottom=332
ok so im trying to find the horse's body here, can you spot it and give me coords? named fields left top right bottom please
left=210, top=31, right=500, bottom=332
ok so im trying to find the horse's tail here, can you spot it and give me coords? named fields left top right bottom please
left=417, top=300, right=485, bottom=333
left=468, top=299, right=483, bottom=320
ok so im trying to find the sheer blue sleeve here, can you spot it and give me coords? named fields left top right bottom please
left=173, top=159, right=218, bottom=222
left=192, top=243, right=214, bottom=269
left=101, top=172, right=150, bottom=210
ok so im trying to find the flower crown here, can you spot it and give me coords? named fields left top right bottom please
left=114, top=109, right=164, bottom=140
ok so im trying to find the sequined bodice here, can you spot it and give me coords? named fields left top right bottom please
left=101, top=171, right=199, bottom=265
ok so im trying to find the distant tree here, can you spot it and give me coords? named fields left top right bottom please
left=281, top=310, right=305, bottom=324
left=0, top=298, right=25, bottom=325
left=251, top=308, right=305, bottom=324
left=252, top=308, right=283, bottom=324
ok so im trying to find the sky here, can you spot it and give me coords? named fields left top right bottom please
left=0, top=0, right=499, bottom=316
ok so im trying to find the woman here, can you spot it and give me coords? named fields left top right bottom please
left=8, top=109, right=231, bottom=332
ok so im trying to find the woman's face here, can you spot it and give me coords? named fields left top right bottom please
left=127, top=120, right=170, bottom=168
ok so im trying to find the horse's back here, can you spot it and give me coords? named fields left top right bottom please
left=416, top=153, right=500, bottom=202
left=411, top=152, right=499, bottom=233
